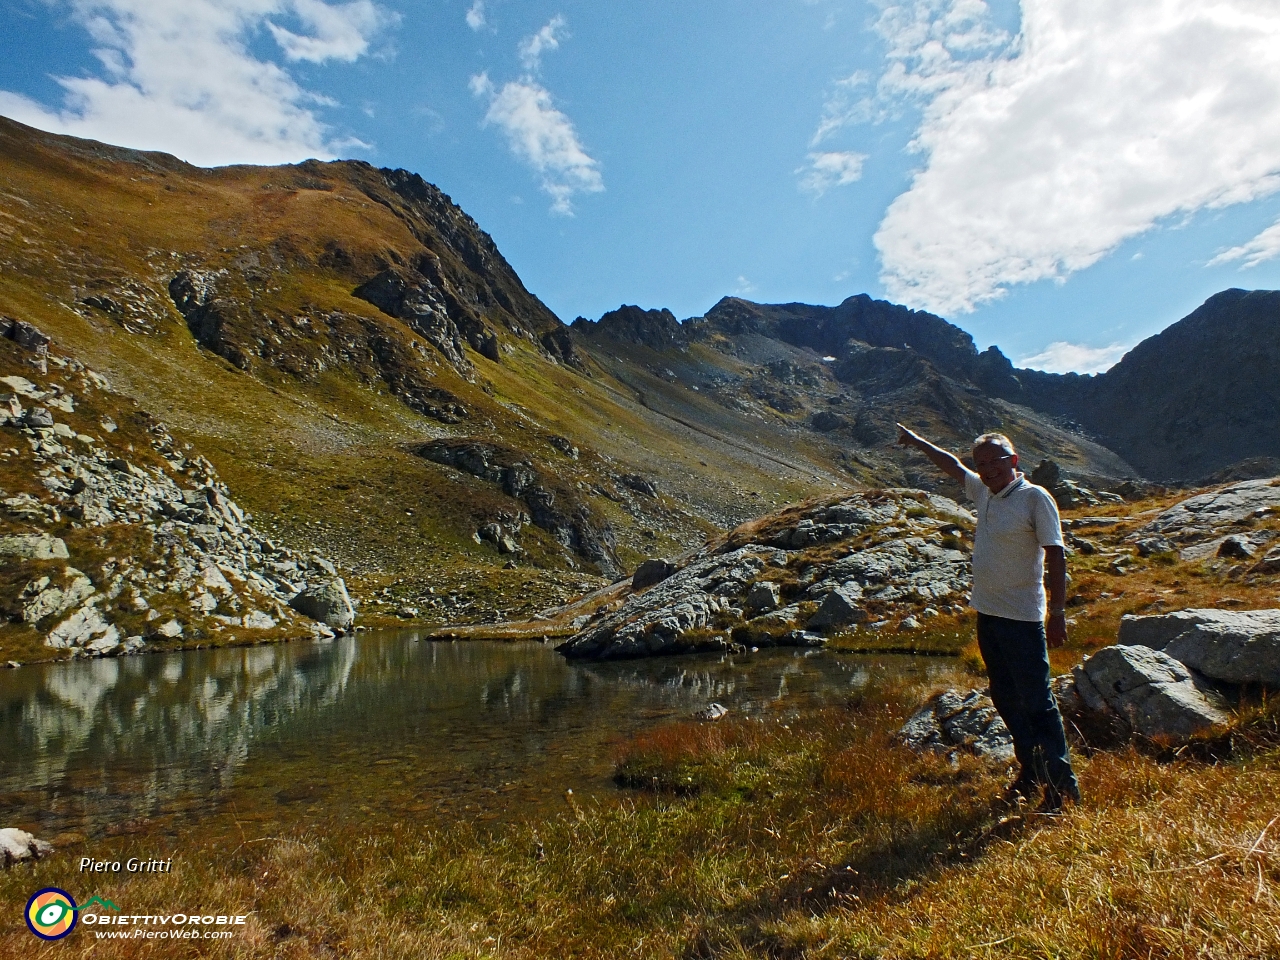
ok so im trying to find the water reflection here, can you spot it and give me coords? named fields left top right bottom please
left=0, top=634, right=955, bottom=840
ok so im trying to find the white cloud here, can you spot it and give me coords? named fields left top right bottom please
left=1018, top=340, right=1131, bottom=375
left=733, top=276, right=758, bottom=296
left=1208, top=217, right=1280, bottom=268
left=868, top=0, right=1280, bottom=315
left=810, top=71, right=873, bottom=146
left=466, top=1, right=486, bottom=31
left=268, top=0, right=393, bottom=64
left=470, top=71, right=602, bottom=215
left=0, top=0, right=392, bottom=167
left=518, top=15, right=567, bottom=71
left=799, top=150, right=867, bottom=195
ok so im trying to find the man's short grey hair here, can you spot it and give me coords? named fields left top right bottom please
left=972, top=432, right=1016, bottom=457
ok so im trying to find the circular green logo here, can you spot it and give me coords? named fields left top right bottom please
left=26, top=887, right=78, bottom=940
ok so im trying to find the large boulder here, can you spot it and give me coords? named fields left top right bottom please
left=0, top=828, right=53, bottom=867
left=897, top=689, right=1014, bottom=760
left=632, top=558, right=677, bottom=590
left=806, top=584, right=867, bottom=632
left=743, top=581, right=781, bottom=615
left=289, top=578, right=355, bottom=632
left=1069, top=644, right=1228, bottom=739
left=1118, top=609, right=1280, bottom=687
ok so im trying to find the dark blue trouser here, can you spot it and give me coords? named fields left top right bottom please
left=976, top=613, right=1078, bottom=793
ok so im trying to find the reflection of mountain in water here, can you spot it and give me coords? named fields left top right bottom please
left=0, top=639, right=359, bottom=826
left=0, top=636, right=956, bottom=837
left=574, top=650, right=950, bottom=707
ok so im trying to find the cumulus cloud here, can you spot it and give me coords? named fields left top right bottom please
left=1208, top=217, right=1280, bottom=268
left=799, top=151, right=868, bottom=195
left=466, top=1, right=486, bottom=31
left=1018, top=340, right=1131, bottom=375
left=868, top=0, right=1280, bottom=315
left=518, top=15, right=567, bottom=71
left=470, top=71, right=602, bottom=215
left=0, top=0, right=392, bottom=167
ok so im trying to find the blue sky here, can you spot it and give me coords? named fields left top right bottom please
left=4, top=0, right=1280, bottom=373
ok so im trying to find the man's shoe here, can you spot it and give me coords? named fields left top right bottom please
left=1038, top=781, right=1081, bottom=815
left=999, top=773, right=1039, bottom=806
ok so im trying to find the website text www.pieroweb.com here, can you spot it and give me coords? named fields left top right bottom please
left=86, top=912, right=248, bottom=940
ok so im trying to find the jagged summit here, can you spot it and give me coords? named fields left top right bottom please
left=572, top=304, right=685, bottom=351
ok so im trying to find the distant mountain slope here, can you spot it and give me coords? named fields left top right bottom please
left=1026, top=289, right=1280, bottom=481
left=647, top=290, right=1280, bottom=483
left=0, top=117, right=862, bottom=620
left=569, top=300, right=1136, bottom=488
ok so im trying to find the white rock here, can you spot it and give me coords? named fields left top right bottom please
left=0, top=828, right=53, bottom=866
left=46, top=604, right=119, bottom=650
left=243, top=610, right=277, bottom=630
left=1119, top=609, right=1280, bottom=686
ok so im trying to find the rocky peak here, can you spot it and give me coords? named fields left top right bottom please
left=572, top=305, right=685, bottom=351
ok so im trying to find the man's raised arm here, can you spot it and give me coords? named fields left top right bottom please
left=895, top=423, right=967, bottom=483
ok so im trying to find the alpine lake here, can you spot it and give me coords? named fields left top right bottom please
left=0, top=631, right=956, bottom=851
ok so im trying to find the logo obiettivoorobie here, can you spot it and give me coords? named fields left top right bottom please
left=25, top=888, right=78, bottom=940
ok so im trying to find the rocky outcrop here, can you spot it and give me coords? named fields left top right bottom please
left=572, top=305, right=686, bottom=351
left=353, top=267, right=474, bottom=368
left=1118, top=609, right=1280, bottom=687
left=0, top=351, right=350, bottom=660
left=415, top=439, right=620, bottom=578
left=558, top=544, right=788, bottom=659
left=897, top=689, right=1014, bottom=760
left=1129, top=478, right=1280, bottom=561
left=558, top=489, right=974, bottom=659
left=1, top=316, right=52, bottom=352
left=168, top=269, right=255, bottom=370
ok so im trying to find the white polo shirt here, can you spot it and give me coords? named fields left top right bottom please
left=963, top=470, right=1064, bottom=622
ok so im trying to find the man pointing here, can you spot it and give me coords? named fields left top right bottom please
left=897, top=423, right=1081, bottom=812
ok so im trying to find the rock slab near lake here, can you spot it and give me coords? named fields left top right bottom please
left=558, top=489, right=974, bottom=660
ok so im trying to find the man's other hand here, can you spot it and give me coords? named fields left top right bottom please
left=1047, top=612, right=1067, bottom=648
